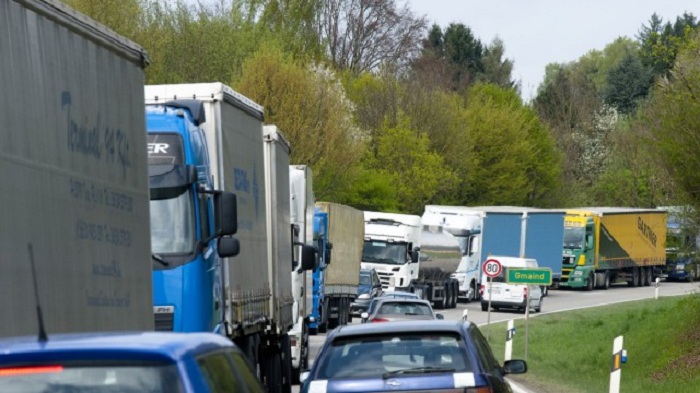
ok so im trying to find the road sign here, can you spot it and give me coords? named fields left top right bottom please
left=506, top=268, right=552, bottom=285
left=483, top=259, right=502, bottom=277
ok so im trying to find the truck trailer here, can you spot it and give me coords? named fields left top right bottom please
left=145, top=84, right=312, bottom=393
left=559, top=207, right=667, bottom=289
left=315, top=202, right=364, bottom=329
left=1, top=0, right=153, bottom=337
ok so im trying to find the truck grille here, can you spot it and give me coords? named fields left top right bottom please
left=154, top=312, right=174, bottom=331
left=376, top=272, right=394, bottom=288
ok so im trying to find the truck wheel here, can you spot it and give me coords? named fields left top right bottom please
left=470, top=281, right=479, bottom=302
left=603, top=271, right=611, bottom=290
left=585, top=274, right=594, bottom=291
left=450, top=282, right=458, bottom=308
left=280, top=335, right=292, bottom=393
left=629, top=268, right=640, bottom=287
left=644, top=267, right=652, bottom=286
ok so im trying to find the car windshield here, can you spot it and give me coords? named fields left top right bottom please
left=359, top=273, right=372, bottom=285
left=362, top=241, right=408, bottom=265
left=150, top=190, right=195, bottom=254
left=377, top=302, right=433, bottom=316
left=317, top=333, right=471, bottom=379
left=0, top=362, right=183, bottom=393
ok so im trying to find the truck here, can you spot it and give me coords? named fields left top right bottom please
left=423, top=206, right=565, bottom=298
left=145, top=83, right=313, bottom=393
left=288, top=164, right=316, bottom=381
left=308, top=206, right=332, bottom=334
left=662, top=206, right=700, bottom=282
left=315, top=202, right=364, bottom=329
left=559, top=207, right=667, bottom=289
left=0, top=0, right=153, bottom=337
left=361, top=212, right=460, bottom=310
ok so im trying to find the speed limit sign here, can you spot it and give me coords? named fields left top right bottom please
left=483, top=258, right=502, bottom=277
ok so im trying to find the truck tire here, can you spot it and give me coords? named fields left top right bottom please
left=451, top=282, right=458, bottom=308
left=585, top=273, right=594, bottom=291
left=644, top=267, right=652, bottom=286
left=628, top=268, right=640, bottom=287
left=603, top=271, right=611, bottom=290
left=280, top=335, right=292, bottom=393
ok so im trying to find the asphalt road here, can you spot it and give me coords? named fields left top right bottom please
left=292, top=280, right=699, bottom=392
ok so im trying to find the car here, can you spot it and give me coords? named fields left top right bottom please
left=480, top=256, right=543, bottom=313
left=0, top=331, right=264, bottom=392
left=350, top=268, right=384, bottom=316
left=362, top=291, right=422, bottom=321
left=300, top=320, right=527, bottom=393
left=360, top=298, right=443, bottom=323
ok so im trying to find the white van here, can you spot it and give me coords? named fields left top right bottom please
left=480, top=256, right=543, bottom=313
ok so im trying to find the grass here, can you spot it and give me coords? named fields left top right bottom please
left=484, top=294, right=700, bottom=393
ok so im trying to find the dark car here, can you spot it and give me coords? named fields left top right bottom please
left=0, top=331, right=264, bottom=392
left=300, top=320, right=527, bottom=393
left=361, top=298, right=443, bottom=323
left=350, top=268, right=384, bottom=316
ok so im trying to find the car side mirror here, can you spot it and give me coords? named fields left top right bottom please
left=436, top=313, right=444, bottom=320
left=503, top=359, right=528, bottom=374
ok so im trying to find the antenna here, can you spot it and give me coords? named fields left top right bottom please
left=28, top=243, right=48, bottom=342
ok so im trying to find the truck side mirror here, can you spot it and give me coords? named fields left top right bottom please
left=299, top=244, right=317, bottom=271
left=325, top=241, right=333, bottom=266
left=410, top=250, right=420, bottom=263
left=214, top=191, right=237, bottom=236
left=217, top=236, right=240, bottom=258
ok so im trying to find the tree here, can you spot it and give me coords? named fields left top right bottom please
left=479, top=37, right=516, bottom=90
left=603, top=54, right=653, bottom=114
left=236, top=46, right=364, bottom=200
left=638, top=12, right=699, bottom=78
left=645, top=32, right=700, bottom=208
left=319, top=0, right=428, bottom=73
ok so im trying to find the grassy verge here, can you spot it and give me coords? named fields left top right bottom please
left=484, top=294, right=700, bottom=393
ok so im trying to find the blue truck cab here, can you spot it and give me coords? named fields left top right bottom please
left=147, top=100, right=239, bottom=333
left=308, top=208, right=332, bottom=334
left=0, top=332, right=263, bottom=392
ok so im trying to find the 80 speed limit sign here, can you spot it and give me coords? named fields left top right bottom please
left=482, top=259, right=502, bottom=278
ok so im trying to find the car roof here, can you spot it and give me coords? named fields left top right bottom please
left=0, top=332, right=234, bottom=364
left=331, top=320, right=470, bottom=338
left=374, top=298, right=432, bottom=305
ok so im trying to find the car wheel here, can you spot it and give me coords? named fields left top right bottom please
left=541, top=285, right=548, bottom=297
left=535, top=298, right=542, bottom=313
left=481, top=302, right=488, bottom=312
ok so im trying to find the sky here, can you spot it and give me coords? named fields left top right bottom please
left=407, top=0, right=699, bottom=101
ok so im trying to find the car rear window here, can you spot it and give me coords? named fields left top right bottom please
left=0, top=361, right=183, bottom=393
left=317, top=332, right=472, bottom=379
left=377, top=302, right=433, bottom=316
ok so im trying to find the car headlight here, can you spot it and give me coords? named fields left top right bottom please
left=358, top=294, right=370, bottom=300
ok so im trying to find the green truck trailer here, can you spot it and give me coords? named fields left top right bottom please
left=559, top=208, right=667, bottom=290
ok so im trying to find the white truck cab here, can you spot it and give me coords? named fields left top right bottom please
left=361, top=212, right=421, bottom=291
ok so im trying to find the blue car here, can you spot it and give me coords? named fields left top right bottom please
left=0, top=331, right=263, bottom=392
left=301, top=320, right=526, bottom=393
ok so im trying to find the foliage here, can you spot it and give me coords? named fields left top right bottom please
left=318, top=0, right=428, bottom=74
left=638, top=12, right=699, bottom=78
left=236, top=45, right=364, bottom=201
left=603, top=54, right=653, bottom=114
left=460, top=84, right=561, bottom=206
left=645, top=32, right=700, bottom=210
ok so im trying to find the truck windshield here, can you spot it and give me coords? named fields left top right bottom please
left=150, top=190, right=195, bottom=254
left=362, top=241, right=407, bottom=265
left=563, top=227, right=585, bottom=250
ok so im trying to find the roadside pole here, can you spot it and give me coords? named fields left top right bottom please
left=655, top=277, right=660, bottom=300
left=504, top=320, right=515, bottom=361
left=482, top=259, right=503, bottom=342
left=609, top=335, right=626, bottom=393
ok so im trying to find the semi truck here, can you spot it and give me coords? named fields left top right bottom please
left=559, top=207, right=667, bottom=289
left=315, top=202, right=364, bottom=329
left=361, top=212, right=461, bottom=309
left=308, top=206, right=332, bottom=334
left=145, top=83, right=313, bottom=393
left=423, top=206, right=565, bottom=298
left=0, top=0, right=153, bottom=337
left=288, top=164, right=316, bottom=381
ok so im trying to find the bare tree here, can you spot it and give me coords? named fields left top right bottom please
left=319, top=0, right=428, bottom=73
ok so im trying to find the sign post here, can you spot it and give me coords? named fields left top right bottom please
left=505, top=267, right=552, bottom=359
left=482, top=258, right=502, bottom=341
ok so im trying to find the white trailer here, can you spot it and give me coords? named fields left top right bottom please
left=0, top=0, right=153, bottom=337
